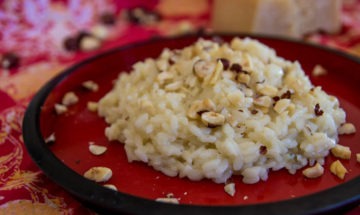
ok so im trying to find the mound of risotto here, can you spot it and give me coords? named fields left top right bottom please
left=98, top=38, right=346, bottom=184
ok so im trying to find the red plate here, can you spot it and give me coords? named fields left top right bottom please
left=23, top=34, right=360, bottom=214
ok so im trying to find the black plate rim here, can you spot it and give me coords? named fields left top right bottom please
left=22, top=33, right=360, bottom=215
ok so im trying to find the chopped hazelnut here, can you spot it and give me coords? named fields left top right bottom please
left=187, top=99, right=216, bottom=119
left=54, top=103, right=68, bottom=115
left=224, top=183, right=236, bottom=197
left=253, top=96, right=272, bottom=108
left=330, top=160, right=348, bottom=180
left=338, top=123, right=356, bottom=135
left=206, top=60, right=223, bottom=85
left=62, top=92, right=79, bottom=106
left=302, top=163, right=324, bottom=179
left=273, top=99, right=290, bottom=114
left=89, top=144, right=107, bottom=155
left=155, top=197, right=179, bottom=204
left=312, top=65, right=327, bottom=77
left=157, top=71, right=174, bottom=84
left=236, top=73, right=250, bottom=85
left=87, top=102, right=98, bottom=112
left=356, top=153, right=360, bottom=163
left=257, top=85, right=278, bottom=97
left=82, top=80, right=99, bottom=92
left=331, top=145, right=351, bottom=160
left=103, top=184, right=117, bottom=191
left=83, top=167, right=112, bottom=182
left=45, top=133, right=56, bottom=145
left=201, top=111, right=225, bottom=128
left=193, top=60, right=215, bottom=79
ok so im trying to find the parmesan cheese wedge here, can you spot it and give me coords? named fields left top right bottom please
left=212, top=0, right=342, bottom=38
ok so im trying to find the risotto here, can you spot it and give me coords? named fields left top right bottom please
left=98, top=37, right=347, bottom=184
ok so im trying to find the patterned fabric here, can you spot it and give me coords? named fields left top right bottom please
left=0, top=0, right=359, bottom=214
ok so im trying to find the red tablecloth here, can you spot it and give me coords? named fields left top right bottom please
left=0, top=0, right=360, bottom=214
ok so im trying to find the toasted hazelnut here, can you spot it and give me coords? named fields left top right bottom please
left=302, top=163, right=324, bottom=179
left=205, top=60, right=223, bottom=85
left=54, top=103, right=68, bottom=114
left=312, top=64, right=327, bottom=77
left=201, top=111, right=225, bottom=128
left=193, top=60, right=215, bottom=79
left=83, top=167, right=112, bottom=182
left=80, top=36, right=101, bottom=51
left=224, top=183, right=236, bottom=197
left=257, top=85, right=278, bottom=97
left=227, top=91, right=245, bottom=107
left=155, top=197, right=179, bottom=204
left=236, top=73, right=250, bottom=85
left=62, top=92, right=79, bottom=106
left=87, top=101, right=98, bottom=112
left=274, top=99, right=290, bottom=114
left=165, top=81, right=182, bottom=91
left=253, top=96, right=272, bottom=108
left=157, top=71, right=174, bottom=84
left=187, top=99, right=216, bottom=119
left=338, top=123, right=356, bottom=135
left=89, top=144, right=107, bottom=155
left=82, top=80, right=99, bottom=92
left=331, top=145, right=351, bottom=160
left=45, top=133, right=56, bottom=145
left=103, top=184, right=117, bottom=191
left=330, top=160, right=348, bottom=180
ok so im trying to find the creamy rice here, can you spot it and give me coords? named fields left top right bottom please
left=98, top=37, right=346, bottom=184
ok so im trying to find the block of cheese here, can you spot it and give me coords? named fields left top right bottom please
left=211, top=0, right=342, bottom=38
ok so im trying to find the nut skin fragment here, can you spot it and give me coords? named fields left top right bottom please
left=338, top=123, right=356, bottom=135
left=331, top=145, right=351, bottom=160
left=201, top=111, right=225, bottom=128
left=83, top=167, right=112, bottom=182
left=89, top=144, right=107, bottom=155
left=330, top=160, right=348, bottom=180
left=224, top=183, right=236, bottom=197
left=62, top=92, right=79, bottom=106
left=54, top=104, right=68, bottom=114
left=302, top=163, right=324, bottom=179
